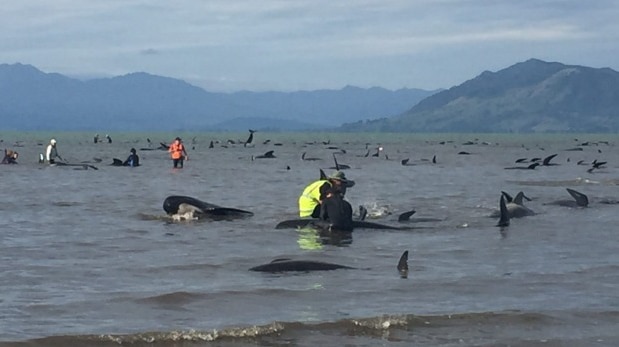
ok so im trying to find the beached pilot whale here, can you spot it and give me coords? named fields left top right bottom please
left=250, top=250, right=409, bottom=273
left=163, top=195, right=254, bottom=220
left=544, top=188, right=588, bottom=208
left=490, top=191, right=535, bottom=218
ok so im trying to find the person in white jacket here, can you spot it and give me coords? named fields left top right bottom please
left=45, top=138, right=62, bottom=164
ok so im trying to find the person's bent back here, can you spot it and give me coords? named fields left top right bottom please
left=319, top=189, right=353, bottom=231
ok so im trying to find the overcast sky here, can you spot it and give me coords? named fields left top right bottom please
left=1, top=1, right=618, bottom=92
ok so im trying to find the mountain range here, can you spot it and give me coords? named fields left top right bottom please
left=0, top=63, right=437, bottom=131
left=3, top=59, right=618, bottom=133
left=344, top=59, right=619, bottom=133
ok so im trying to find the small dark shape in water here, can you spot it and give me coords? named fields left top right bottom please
left=544, top=188, right=588, bottom=208
left=331, top=153, right=350, bottom=170
left=542, top=154, right=559, bottom=166
left=254, top=150, right=276, bottom=159
left=397, top=250, right=409, bottom=279
left=244, top=129, right=256, bottom=147
left=301, top=152, right=321, bottom=161
left=504, top=162, right=539, bottom=170
left=358, top=205, right=367, bottom=221
left=592, top=159, right=607, bottom=169
left=372, top=147, right=382, bottom=157
left=398, top=210, right=416, bottom=222
left=55, top=162, right=99, bottom=170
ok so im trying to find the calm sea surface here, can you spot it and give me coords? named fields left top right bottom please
left=1, top=132, right=619, bottom=346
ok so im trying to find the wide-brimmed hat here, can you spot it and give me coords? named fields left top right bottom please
left=329, top=170, right=355, bottom=188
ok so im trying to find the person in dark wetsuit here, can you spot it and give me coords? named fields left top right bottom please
left=319, top=187, right=354, bottom=231
left=123, top=148, right=140, bottom=167
left=2, top=149, right=18, bottom=164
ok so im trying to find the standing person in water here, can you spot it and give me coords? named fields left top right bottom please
left=168, top=137, right=188, bottom=168
left=45, top=138, right=63, bottom=164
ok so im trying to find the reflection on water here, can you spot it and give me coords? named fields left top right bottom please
left=296, top=226, right=353, bottom=250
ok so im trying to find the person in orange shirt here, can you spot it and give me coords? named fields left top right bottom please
left=168, top=137, right=188, bottom=168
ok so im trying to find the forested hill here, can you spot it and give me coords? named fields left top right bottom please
left=343, top=59, right=619, bottom=133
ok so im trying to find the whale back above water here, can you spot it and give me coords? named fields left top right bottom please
left=544, top=188, right=589, bottom=208
left=163, top=195, right=254, bottom=220
left=249, top=259, right=354, bottom=272
left=250, top=250, right=409, bottom=273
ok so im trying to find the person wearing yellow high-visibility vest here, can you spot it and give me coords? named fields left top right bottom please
left=298, top=170, right=355, bottom=218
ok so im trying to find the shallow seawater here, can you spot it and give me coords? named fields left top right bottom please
left=1, top=132, right=619, bottom=346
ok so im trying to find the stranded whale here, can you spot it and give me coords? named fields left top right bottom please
left=544, top=188, right=589, bottom=208
left=490, top=191, right=535, bottom=218
left=249, top=250, right=409, bottom=273
left=163, top=195, right=254, bottom=220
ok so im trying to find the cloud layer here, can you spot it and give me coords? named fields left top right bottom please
left=1, top=0, right=618, bottom=91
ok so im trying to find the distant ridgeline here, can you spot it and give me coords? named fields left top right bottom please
left=342, top=58, right=619, bottom=133
left=0, top=63, right=436, bottom=132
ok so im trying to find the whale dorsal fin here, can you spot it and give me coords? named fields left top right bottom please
left=397, top=250, right=409, bottom=278
left=566, top=188, right=588, bottom=207
left=397, top=210, right=416, bottom=222
left=497, top=195, right=510, bottom=227
left=543, top=154, right=558, bottom=165
left=501, top=191, right=514, bottom=203
left=513, top=192, right=525, bottom=205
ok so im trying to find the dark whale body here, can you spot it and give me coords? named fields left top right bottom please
left=163, top=195, right=254, bottom=220
left=250, top=250, right=409, bottom=273
left=249, top=259, right=354, bottom=272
